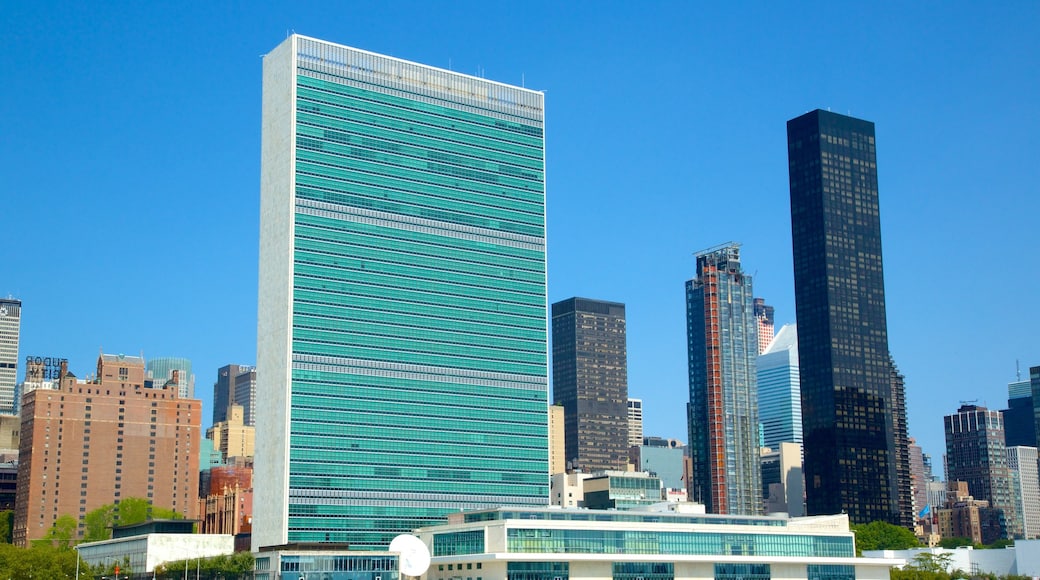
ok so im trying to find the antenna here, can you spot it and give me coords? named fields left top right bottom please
left=1016, top=359, right=1021, bottom=381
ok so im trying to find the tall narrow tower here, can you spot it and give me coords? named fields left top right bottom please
left=0, top=299, right=22, bottom=413
left=686, top=243, right=761, bottom=515
left=551, top=298, right=629, bottom=472
left=255, top=35, right=548, bottom=550
left=787, top=109, right=910, bottom=526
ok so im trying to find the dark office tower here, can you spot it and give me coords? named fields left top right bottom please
left=213, top=364, right=245, bottom=426
left=944, top=404, right=1018, bottom=539
left=1002, top=377, right=1035, bottom=448
left=788, top=110, right=907, bottom=526
left=552, top=298, right=629, bottom=472
left=686, top=244, right=761, bottom=515
left=1032, top=366, right=1040, bottom=449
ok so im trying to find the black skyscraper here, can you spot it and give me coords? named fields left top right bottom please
left=787, top=110, right=911, bottom=527
left=552, top=298, right=629, bottom=472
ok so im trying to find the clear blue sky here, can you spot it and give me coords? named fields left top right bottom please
left=3, top=1, right=1037, bottom=467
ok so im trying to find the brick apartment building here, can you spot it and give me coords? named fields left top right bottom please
left=13, top=353, right=200, bottom=546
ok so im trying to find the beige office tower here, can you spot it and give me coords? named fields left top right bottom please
left=627, top=398, right=643, bottom=448
left=207, top=404, right=256, bottom=462
left=549, top=404, right=565, bottom=475
left=13, top=354, right=201, bottom=546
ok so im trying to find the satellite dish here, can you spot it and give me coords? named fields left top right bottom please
left=390, top=534, right=431, bottom=577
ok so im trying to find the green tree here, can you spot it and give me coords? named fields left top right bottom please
left=0, top=510, right=13, bottom=544
left=83, top=497, right=183, bottom=541
left=938, top=536, right=974, bottom=549
left=851, top=521, right=920, bottom=555
left=155, top=551, right=254, bottom=580
left=0, top=542, right=84, bottom=579
left=39, top=514, right=77, bottom=549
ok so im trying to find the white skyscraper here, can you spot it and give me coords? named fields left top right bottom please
left=756, top=323, right=801, bottom=451
left=0, top=299, right=22, bottom=413
left=1007, top=446, right=1040, bottom=539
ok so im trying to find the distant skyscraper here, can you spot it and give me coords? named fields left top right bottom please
left=0, top=299, right=22, bottom=413
left=686, top=243, right=761, bottom=515
left=753, top=298, right=774, bottom=355
left=1007, top=446, right=1040, bottom=539
left=255, top=35, right=547, bottom=550
left=756, top=323, right=801, bottom=451
left=1030, top=365, right=1040, bottom=449
left=908, top=438, right=928, bottom=516
left=549, top=405, right=566, bottom=475
left=787, top=109, right=910, bottom=526
left=552, top=298, right=629, bottom=472
left=944, top=404, right=1018, bottom=539
left=233, top=367, right=256, bottom=427
left=1003, top=377, right=1036, bottom=452
left=760, top=442, right=805, bottom=517
left=627, top=398, right=644, bottom=449
left=147, top=357, right=194, bottom=399
left=213, top=364, right=245, bottom=426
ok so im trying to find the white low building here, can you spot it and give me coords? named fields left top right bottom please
left=863, top=540, right=1040, bottom=577
left=415, top=507, right=902, bottom=580
left=76, top=520, right=233, bottom=578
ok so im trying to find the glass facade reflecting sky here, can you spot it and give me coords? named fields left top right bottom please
left=686, top=244, right=761, bottom=515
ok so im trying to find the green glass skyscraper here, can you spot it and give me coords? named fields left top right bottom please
left=255, top=35, right=548, bottom=551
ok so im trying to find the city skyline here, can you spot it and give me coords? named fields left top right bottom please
left=3, top=2, right=1038, bottom=468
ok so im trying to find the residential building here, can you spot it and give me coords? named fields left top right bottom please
left=761, top=442, right=805, bottom=517
left=756, top=323, right=801, bottom=451
left=1007, top=446, right=1040, bottom=539
left=890, top=356, right=913, bottom=526
left=944, top=404, right=1018, bottom=539
left=212, top=364, right=246, bottom=426
left=552, top=298, right=629, bottom=472
left=787, top=109, right=911, bottom=526
left=935, top=481, right=1005, bottom=546
left=206, top=404, right=255, bottom=462
left=753, top=298, right=774, bottom=355
left=548, top=404, right=565, bottom=475
left=16, top=357, right=61, bottom=415
left=146, top=357, right=194, bottom=399
left=686, top=243, right=761, bottom=515
left=255, top=35, right=547, bottom=550
left=0, top=299, right=21, bottom=413
left=415, top=507, right=902, bottom=580
left=13, top=354, right=200, bottom=546
left=627, top=398, right=643, bottom=448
